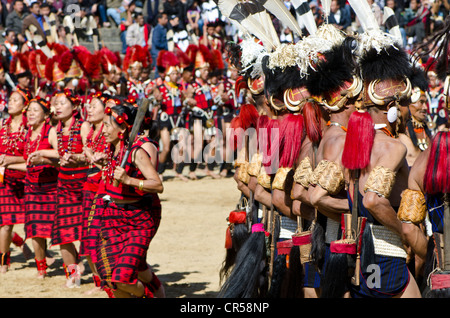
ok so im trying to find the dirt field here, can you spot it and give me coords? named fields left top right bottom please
left=0, top=168, right=240, bottom=298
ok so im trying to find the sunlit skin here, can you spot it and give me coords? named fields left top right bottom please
left=129, top=64, right=142, bottom=81
left=409, top=94, right=428, bottom=123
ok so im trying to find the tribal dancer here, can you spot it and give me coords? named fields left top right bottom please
left=399, top=18, right=450, bottom=297
left=79, top=92, right=110, bottom=294
left=398, top=72, right=432, bottom=167
left=339, top=0, right=422, bottom=298
left=99, top=48, right=122, bottom=96
left=304, top=33, right=360, bottom=298
left=51, top=89, right=89, bottom=288
left=0, top=87, right=30, bottom=273
left=95, top=102, right=163, bottom=298
left=186, top=44, right=220, bottom=180
left=123, top=45, right=151, bottom=100
left=154, top=50, right=187, bottom=181
left=23, top=97, right=59, bottom=278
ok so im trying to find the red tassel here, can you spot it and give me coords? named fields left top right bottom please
left=303, top=101, right=323, bottom=144
left=239, top=104, right=259, bottom=130
left=262, top=118, right=281, bottom=174
left=423, top=132, right=450, bottom=194
left=11, top=232, right=24, bottom=247
left=225, top=226, right=233, bottom=249
left=341, top=111, right=375, bottom=170
left=279, top=114, right=304, bottom=168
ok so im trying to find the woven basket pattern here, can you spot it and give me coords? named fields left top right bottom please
left=272, top=167, right=292, bottom=190
left=317, top=160, right=345, bottom=195
left=248, top=153, right=263, bottom=177
left=293, top=156, right=313, bottom=188
left=363, top=166, right=396, bottom=198
left=397, top=189, right=426, bottom=224
left=257, top=167, right=271, bottom=189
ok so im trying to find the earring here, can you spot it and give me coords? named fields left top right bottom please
left=386, top=106, right=399, bottom=123
left=118, top=132, right=124, bottom=140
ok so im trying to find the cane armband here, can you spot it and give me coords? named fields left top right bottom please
left=237, top=161, right=250, bottom=184
left=293, top=157, right=313, bottom=189
left=247, top=153, right=263, bottom=177
left=397, top=189, right=426, bottom=225
left=257, top=166, right=271, bottom=189
left=363, top=166, right=396, bottom=198
left=310, top=159, right=329, bottom=186
left=316, top=160, right=345, bottom=195
left=234, top=148, right=246, bottom=168
left=272, top=167, right=292, bottom=191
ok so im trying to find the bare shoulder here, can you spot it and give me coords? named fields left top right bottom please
left=372, top=133, right=407, bottom=170
left=321, top=131, right=346, bottom=162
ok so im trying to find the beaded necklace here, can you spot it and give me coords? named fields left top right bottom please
left=25, top=123, right=45, bottom=158
left=57, top=116, right=80, bottom=157
left=102, top=142, right=125, bottom=184
left=86, top=123, right=105, bottom=153
left=326, top=121, right=347, bottom=132
left=0, top=117, right=25, bottom=155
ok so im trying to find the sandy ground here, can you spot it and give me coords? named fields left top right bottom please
left=0, top=167, right=240, bottom=298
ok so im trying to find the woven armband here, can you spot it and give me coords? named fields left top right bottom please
left=293, top=157, right=313, bottom=188
left=257, top=167, right=271, bottom=189
left=397, top=189, right=426, bottom=225
left=234, top=148, right=246, bottom=168
left=363, top=166, right=396, bottom=198
left=237, top=161, right=250, bottom=184
left=272, top=167, right=292, bottom=191
left=316, top=160, right=345, bottom=195
left=247, top=153, right=263, bottom=177
left=310, top=159, right=329, bottom=186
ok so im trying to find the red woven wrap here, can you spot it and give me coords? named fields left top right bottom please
left=277, top=239, right=293, bottom=255
left=292, top=233, right=311, bottom=246
left=431, top=273, right=450, bottom=290
left=330, top=240, right=357, bottom=254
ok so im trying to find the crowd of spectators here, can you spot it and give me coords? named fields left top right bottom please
left=0, top=0, right=449, bottom=69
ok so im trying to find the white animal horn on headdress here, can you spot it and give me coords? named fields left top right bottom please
left=383, top=6, right=403, bottom=46
left=255, top=0, right=304, bottom=37
left=291, top=0, right=317, bottom=36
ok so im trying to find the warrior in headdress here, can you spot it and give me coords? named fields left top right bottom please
left=398, top=79, right=433, bottom=167
left=399, top=16, right=450, bottom=298
left=99, top=47, right=122, bottom=96
left=123, top=45, right=152, bottom=100
left=154, top=50, right=188, bottom=181
left=184, top=44, right=220, bottom=179
left=337, top=0, right=422, bottom=298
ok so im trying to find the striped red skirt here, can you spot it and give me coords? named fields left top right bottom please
left=24, top=166, right=59, bottom=239
left=51, top=166, right=88, bottom=246
left=95, top=195, right=161, bottom=286
left=0, top=170, right=26, bottom=226
left=79, top=186, right=105, bottom=263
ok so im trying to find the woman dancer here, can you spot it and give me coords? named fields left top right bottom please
left=51, top=89, right=89, bottom=287
left=95, top=102, right=164, bottom=298
left=24, top=97, right=59, bottom=278
left=0, top=88, right=31, bottom=273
